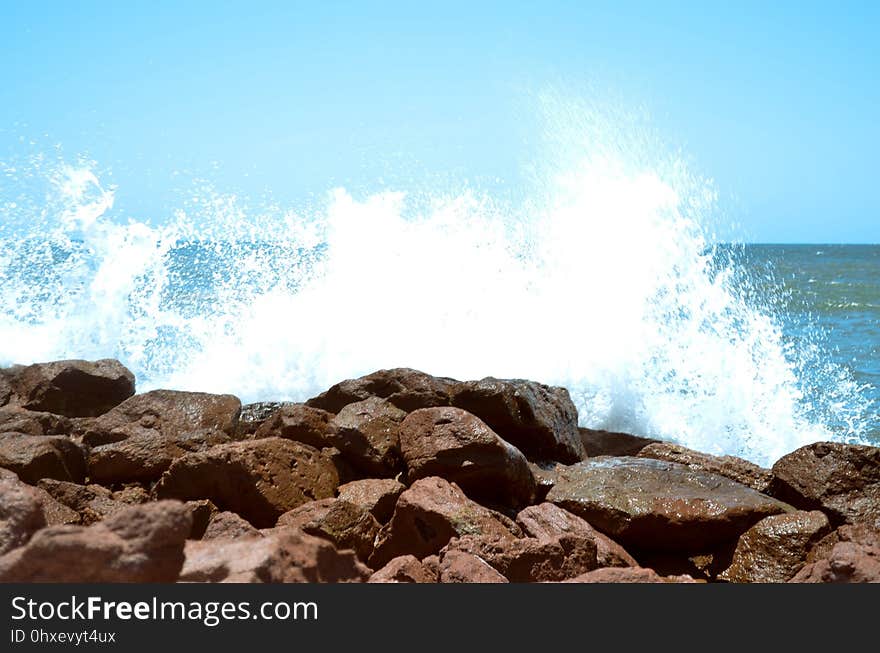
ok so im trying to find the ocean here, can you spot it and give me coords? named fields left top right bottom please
left=1, top=150, right=877, bottom=468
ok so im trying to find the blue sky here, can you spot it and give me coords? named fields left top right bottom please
left=1, top=1, right=878, bottom=242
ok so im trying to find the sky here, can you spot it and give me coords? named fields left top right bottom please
left=1, top=1, right=878, bottom=243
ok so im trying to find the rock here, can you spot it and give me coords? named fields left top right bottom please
left=84, top=389, right=241, bottom=446
left=277, top=499, right=380, bottom=563
left=154, top=437, right=338, bottom=528
left=8, top=359, right=135, bottom=418
left=769, top=442, right=880, bottom=526
left=563, top=567, right=671, bottom=583
left=37, top=479, right=128, bottom=525
left=0, top=434, right=87, bottom=484
left=546, top=456, right=792, bottom=551
left=179, top=527, right=370, bottom=583
left=399, top=407, right=536, bottom=508
left=307, top=368, right=456, bottom=413
left=516, top=503, right=637, bottom=568
left=790, top=542, right=880, bottom=583
left=0, top=470, right=46, bottom=555
left=32, top=488, right=81, bottom=527
left=0, top=501, right=191, bottom=582
left=439, top=550, right=509, bottom=583
left=0, top=368, right=15, bottom=407
left=369, top=477, right=518, bottom=568
left=88, top=429, right=232, bottom=484
left=718, top=510, right=831, bottom=583
left=368, top=555, right=438, bottom=583
left=332, top=397, right=407, bottom=477
left=203, top=511, right=263, bottom=540
left=528, top=462, right=560, bottom=502
left=579, top=428, right=660, bottom=457
left=237, top=401, right=298, bottom=436
left=450, top=378, right=584, bottom=463
left=111, top=485, right=151, bottom=505
left=336, top=478, right=406, bottom=523
left=638, top=442, right=772, bottom=493
left=186, top=500, right=218, bottom=539
left=807, top=523, right=880, bottom=564
left=0, top=407, right=72, bottom=436
left=253, top=404, right=337, bottom=448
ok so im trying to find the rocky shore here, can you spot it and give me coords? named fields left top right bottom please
left=0, top=359, right=877, bottom=583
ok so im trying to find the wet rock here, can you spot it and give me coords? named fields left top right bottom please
left=769, top=442, right=880, bottom=526
left=528, top=462, right=560, bottom=502
left=438, top=549, right=509, bottom=583
left=563, top=567, right=682, bottom=583
left=332, top=397, right=406, bottom=477
left=790, top=541, right=880, bottom=583
left=450, top=378, right=584, bottom=463
left=84, top=389, right=241, bottom=446
left=638, top=442, right=772, bottom=493
left=0, top=501, right=191, bottom=582
left=9, top=359, right=135, bottom=418
left=277, top=498, right=380, bottom=563
left=336, top=478, right=406, bottom=523
left=307, top=368, right=456, bottom=413
left=369, top=477, right=518, bottom=568
left=179, top=527, right=370, bottom=583
left=237, top=401, right=298, bottom=436
left=0, top=434, right=87, bottom=484
left=399, top=407, right=536, bottom=508
left=0, top=407, right=72, bottom=436
left=718, top=510, right=831, bottom=583
left=253, top=404, right=337, bottom=448
left=546, top=456, right=792, bottom=551
left=516, top=502, right=637, bottom=568
left=203, top=511, right=262, bottom=540
left=579, top=428, right=660, bottom=457
left=368, top=555, right=437, bottom=583
left=154, top=437, right=338, bottom=528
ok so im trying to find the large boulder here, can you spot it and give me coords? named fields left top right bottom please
left=8, top=359, right=135, bottom=418
left=277, top=499, right=380, bottom=564
left=638, top=442, right=772, bottom=493
left=307, top=368, right=456, bottom=413
left=718, top=510, right=831, bottom=583
left=546, top=457, right=792, bottom=551
left=84, top=389, right=241, bottom=446
left=0, top=501, right=191, bottom=582
left=450, top=378, right=584, bottom=463
left=336, top=478, right=406, bottom=524
left=179, top=527, right=370, bottom=583
left=331, top=397, right=406, bottom=477
left=769, top=442, right=880, bottom=527
left=0, top=470, right=47, bottom=555
left=88, top=429, right=232, bottom=485
left=399, top=407, right=536, bottom=508
left=0, top=407, right=72, bottom=436
left=369, top=477, right=519, bottom=568
left=790, top=541, right=880, bottom=583
left=253, top=404, right=337, bottom=448
left=0, top=434, right=87, bottom=484
left=368, top=555, right=438, bottom=583
left=516, top=502, right=637, bottom=568
left=154, top=438, right=338, bottom=528
left=579, top=428, right=659, bottom=457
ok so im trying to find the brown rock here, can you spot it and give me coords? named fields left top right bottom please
left=88, top=429, right=232, bottom=484
left=579, top=428, right=660, bottom=457
left=179, top=527, right=370, bottom=583
left=154, top=437, right=338, bottom=528
left=546, top=456, right=792, bottom=551
left=111, top=485, right=151, bottom=505
left=237, top=401, right=298, bottom=436
left=84, top=389, right=241, bottom=446
left=337, top=478, right=406, bottom=523
left=307, top=368, right=456, bottom=413
left=718, top=510, right=831, bottom=583
left=563, top=567, right=676, bottom=583
left=769, top=442, right=880, bottom=527
left=516, top=503, right=637, bottom=568
left=0, top=407, right=72, bottom=436
left=638, top=442, right=772, bottom=493
left=808, top=523, right=880, bottom=564
left=0, top=470, right=46, bottom=554
left=790, top=541, right=880, bottom=583
left=332, top=397, right=406, bottom=477
left=277, top=498, right=379, bottom=563
left=186, top=500, right=218, bottom=539
left=37, top=479, right=127, bottom=525
left=439, top=549, right=509, bottom=583
left=450, top=377, right=584, bottom=463
left=9, top=359, right=135, bottom=418
left=0, top=501, right=191, bottom=582
left=0, top=368, right=15, bottom=407
left=528, top=462, right=560, bottom=502
left=399, top=407, right=536, bottom=508
left=203, top=511, right=262, bottom=540
left=0, top=433, right=86, bottom=483
left=370, top=477, right=518, bottom=568
left=253, top=404, right=336, bottom=448
left=368, top=555, right=438, bottom=583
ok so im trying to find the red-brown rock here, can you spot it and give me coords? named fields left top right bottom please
left=179, top=527, right=370, bottom=583
left=331, top=397, right=406, bottom=477
left=237, top=401, right=299, bottom=436
left=0, top=407, right=72, bottom=436
left=0, top=433, right=87, bottom=484
left=336, top=478, right=406, bottom=523
left=563, top=567, right=674, bottom=583
left=579, top=428, right=659, bottom=457
left=154, top=437, right=338, bottom=528
left=37, top=479, right=128, bottom=525
left=790, top=541, right=880, bottom=583
left=203, top=511, right=262, bottom=540
left=368, top=555, right=437, bottom=583
left=307, top=368, right=456, bottom=413
left=638, top=442, right=772, bottom=493
left=0, top=501, right=191, bottom=582
left=0, top=470, right=46, bottom=554
left=252, top=404, right=337, bottom=448
left=438, top=549, right=509, bottom=583
left=277, top=498, right=380, bottom=563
